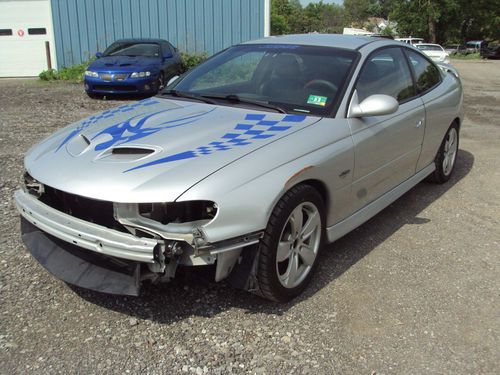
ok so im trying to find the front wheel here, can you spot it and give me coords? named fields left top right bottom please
left=429, top=122, right=459, bottom=183
left=255, top=184, right=325, bottom=302
left=157, top=72, right=165, bottom=92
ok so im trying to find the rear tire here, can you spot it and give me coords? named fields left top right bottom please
left=255, top=184, right=325, bottom=302
left=429, top=122, right=459, bottom=184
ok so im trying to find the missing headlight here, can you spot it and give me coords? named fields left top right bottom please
left=23, top=172, right=45, bottom=198
left=138, top=201, right=217, bottom=225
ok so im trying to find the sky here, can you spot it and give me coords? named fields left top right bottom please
left=299, top=0, right=343, bottom=5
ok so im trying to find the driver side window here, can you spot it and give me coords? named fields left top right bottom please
left=356, top=48, right=415, bottom=103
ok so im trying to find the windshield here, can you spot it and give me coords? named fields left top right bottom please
left=416, top=44, right=444, bottom=52
left=167, top=44, right=358, bottom=116
left=103, top=42, right=160, bottom=57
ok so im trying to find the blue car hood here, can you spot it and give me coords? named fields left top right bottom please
left=89, top=56, right=159, bottom=71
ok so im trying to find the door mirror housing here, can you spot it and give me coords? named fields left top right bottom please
left=167, top=75, right=179, bottom=86
left=163, top=52, right=173, bottom=60
left=348, top=91, right=399, bottom=118
left=95, top=52, right=103, bottom=59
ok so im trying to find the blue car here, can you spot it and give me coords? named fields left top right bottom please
left=84, top=38, right=183, bottom=98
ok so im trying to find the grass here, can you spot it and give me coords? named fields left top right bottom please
left=450, top=52, right=481, bottom=60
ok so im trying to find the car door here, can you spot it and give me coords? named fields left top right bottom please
left=347, top=47, right=426, bottom=212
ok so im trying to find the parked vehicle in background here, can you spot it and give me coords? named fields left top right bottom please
left=465, top=40, right=487, bottom=54
left=444, top=44, right=467, bottom=56
left=84, top=38, right=182, bottom=98
left=395, top=37, right=424, bottom=45
left=16, top=34, right=463, bottom=302
left=415, top=43, right=450, bottom=64
left=480, top=42, right=500, bottom=59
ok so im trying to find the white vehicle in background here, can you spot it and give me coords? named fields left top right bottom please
left=395, top=37, right=424, bottom=45
left=415, top=43, right=450, bottom=64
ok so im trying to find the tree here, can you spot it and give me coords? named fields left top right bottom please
left=389, top=0, right=500, bottom=43
left=344, top=0, right=381, bottom=27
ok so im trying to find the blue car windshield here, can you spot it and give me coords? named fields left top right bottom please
left=169, top=44, right=358, bottom=116
left=103, top=42, right=160, bottom=57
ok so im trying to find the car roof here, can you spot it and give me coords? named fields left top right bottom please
left=113, top=38, right=168, bottom=44
left=243, top=33, right=390, bottom=50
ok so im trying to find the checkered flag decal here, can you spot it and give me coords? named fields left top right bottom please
left=126, top=113, right=306, bottom=172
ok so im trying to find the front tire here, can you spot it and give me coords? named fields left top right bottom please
left=255, top=184, right=325, bottom=302
left=429, top=122, right=459, bottom=183
left=157, top=72, right=165, bottom=92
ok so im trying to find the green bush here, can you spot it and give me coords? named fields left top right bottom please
left=38, top=69, right=59, bottom=81
left=39, top=59, right=93, bottom=82
left=180, top=52, right=209, bottom=72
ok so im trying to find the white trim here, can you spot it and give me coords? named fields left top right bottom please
left=47, top=0, right=58, bottom=69
left=326, top=163, right=436, bottom=243
left=264, top=0, right=270, bottom=37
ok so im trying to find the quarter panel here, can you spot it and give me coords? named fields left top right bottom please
left=416, top=72, right=464, bottom=171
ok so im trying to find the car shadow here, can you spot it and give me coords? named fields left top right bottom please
left=72, top=149, right=474, bottom=323
left=90, top=93, right=156, bottom=101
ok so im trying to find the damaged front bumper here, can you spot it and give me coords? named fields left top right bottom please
left=14, top=189, right=261, bottom=295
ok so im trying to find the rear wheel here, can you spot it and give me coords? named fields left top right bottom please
left=255, top=184, right=324, bottom=302
left=429, top=122, right=459, bottom=183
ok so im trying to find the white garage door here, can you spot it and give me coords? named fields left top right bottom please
left=0, top=0, right=57, bottom=77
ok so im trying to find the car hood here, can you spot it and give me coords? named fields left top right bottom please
left=25, top=97, right=320, bottom=202
left=89, top=56, right=159, bottom=71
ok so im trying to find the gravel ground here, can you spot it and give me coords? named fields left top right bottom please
left=1, top=60, right=499, bottom=374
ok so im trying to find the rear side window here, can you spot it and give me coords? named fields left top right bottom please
left=356, top=47, right=415, bottom=103
left=405, top=50, right=441, bottom=93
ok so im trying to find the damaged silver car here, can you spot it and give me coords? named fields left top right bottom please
left=15, top=34, right=463, bottom=301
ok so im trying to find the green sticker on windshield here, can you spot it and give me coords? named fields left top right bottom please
left=307, top=95, right=327, bottom=106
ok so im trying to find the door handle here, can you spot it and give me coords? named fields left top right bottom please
left=415, top=119, right=423, bottom=128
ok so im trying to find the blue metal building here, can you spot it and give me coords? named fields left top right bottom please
left=51, top=0, right=270, bottom=68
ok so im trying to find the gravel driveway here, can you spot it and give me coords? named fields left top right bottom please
left=1, top=60, right=499, bottom=374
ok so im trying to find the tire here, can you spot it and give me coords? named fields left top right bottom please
left=429, top=122, right=459, bottom=184
left=86, top=92, right=103, bottom=99
left=255, top=184, right=325, bottom=302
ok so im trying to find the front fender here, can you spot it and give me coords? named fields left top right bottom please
left=177, top=118, right=354, bottom=243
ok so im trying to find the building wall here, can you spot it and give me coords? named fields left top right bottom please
left=51, top=0, right=268, bottom=68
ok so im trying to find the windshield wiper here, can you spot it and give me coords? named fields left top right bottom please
left=160, top=89, right=216, bottom=104
left=200, top=94, right=286, bottom=113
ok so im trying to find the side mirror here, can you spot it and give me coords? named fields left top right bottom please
left=167, top=75, right=179, bottom=86
left=163, top=52, right=173, bottom=60
left=95, top=52, right=103, bottom=58
left=348, top=91, right=399, bottom=118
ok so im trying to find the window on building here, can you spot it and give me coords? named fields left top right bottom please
left=0, top=29, right=13, bottom=36
left=28, top=28, right=47, bottom=35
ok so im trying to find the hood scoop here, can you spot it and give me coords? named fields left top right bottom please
left=95, top=146, right=157, bottom=163
left=66, top=134, right=91, bottom=156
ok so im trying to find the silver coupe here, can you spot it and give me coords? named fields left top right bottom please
left=15, top=34, right=463, bottom=302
